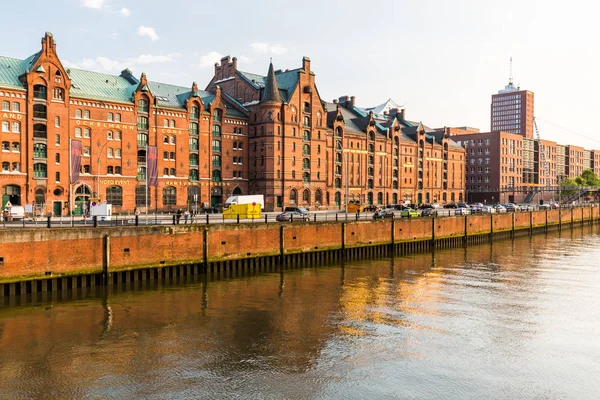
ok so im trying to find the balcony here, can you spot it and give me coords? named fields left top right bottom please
left=137, top=140, right=148, bottom=147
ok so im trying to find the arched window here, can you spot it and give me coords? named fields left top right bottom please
left=33, top=104, right=47, bottom=119
left=189, top=122, right=199, bottom=135
left=33, top=84, right=47, bottom=100
left=189, top=169, right=199, bottom=181
left=213, top=124, right=221, bottom=136
left=106, top=186, right=123, bottom=206
left=335, top=127, right=343, bottom=138
left=291, top=171, right=296, bottom=179
left=213, top=109, right=222, bottom=122
left=335, top=178, right=341, bottom=188
left=335, top=192, right=341, bottom=206
left=302, top=189, right=310, bottom=204
left=303, top=144, right=310, bottom=155
left=189, top=137, right=199, bottom=151
left=303, top=130, right=311, bottom=141
left=315, top=189, right=322, bottom=205
left=163, top=186, right=177, bottom=206
left=137, top=116, right=149, bottom=130
left=170, top=120, right=175, bottom=128
left=290, top=189, right=297, bottom=204
left=35, top=187, right=45, bottom=206
left=137, top=133, right=148, bottom=147
left=303, top=116, right=310, bottom=126
left=377, top=192, right=383, bottom=205
left=33, top=124, right=47, bottom=138
left=33, top=163, right=47, bottom=178
left=136, top=185, right=148, bottom=207
left=190, top=105, right=199, bottom=119
left=369, top=131, right=375, bottom=141
left=336, top=140, right=342, bottom=150
left=33, top=143, right=47, bottom=158
left=367, top=192, right=373, bottom=205
left=190, top=153, right=199, bottom=166
left=302, top=172, right=310, bottom=183
left=137, top=166, right=146, bottom=180
left=302, top=158, right=310, bottom=169
left=212, top=170, right=222, bottom=182
left=138, top=98, right=149, bottom=113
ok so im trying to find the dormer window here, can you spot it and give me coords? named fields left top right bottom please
left=33, top=85, right=47, bottom=100
left=191, top=105, right=199, bottom=119
left=138, top=98, right=149, bottom=113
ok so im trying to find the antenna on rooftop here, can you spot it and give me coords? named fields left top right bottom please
left=509, top=57, right=513, bottom=86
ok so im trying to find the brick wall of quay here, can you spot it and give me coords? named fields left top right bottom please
left=0, top=207, right=597, bottom=284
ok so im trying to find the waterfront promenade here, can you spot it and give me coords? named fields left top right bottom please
left=0, top=207, right=597, bottom=297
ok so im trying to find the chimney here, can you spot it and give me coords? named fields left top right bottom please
left=302, top=56, right=311, bottom=72
left=350, top=96, right=356, bottom=107
left=389, top=108, right=399, bottom=117
left=220, top=56, right=231, bottom=67
left=120, top=68, right=138, bottom=84
left=400, top=108, right=406, bottom=122
left=232, top=56, right=238, bottom=70
left=41, top=32, right=55, bottom=55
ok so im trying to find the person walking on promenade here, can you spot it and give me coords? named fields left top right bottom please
left=183, top=209, right=190, bottom=224
left=176, top=208, right=182, bottom=224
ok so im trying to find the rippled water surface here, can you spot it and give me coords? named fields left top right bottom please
left=1, top=227, right=600, bottom=399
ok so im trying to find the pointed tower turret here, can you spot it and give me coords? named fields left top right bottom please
left=262, top=61, right=281, bottom=103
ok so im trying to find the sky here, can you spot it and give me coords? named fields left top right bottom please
left=2, top=0, right=599, bottom=149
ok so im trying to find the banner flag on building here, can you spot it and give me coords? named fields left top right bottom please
left=70, top=140, right=82, bottom=184
left=147, top=146, right=158, bottom=187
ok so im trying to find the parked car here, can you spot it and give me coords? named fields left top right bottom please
left=431, top=203, right=442, bottom=209
left=481, top=205, right=497, bottom=213
left=504, top=203, right=517, bottom=212
left=401, top=208, right=420, bottom=218
left=457, top=202, right=469, bottom=209
left=493, top=204, right=507, bottom=213
left=443, top=203, right=458, bottom=209
left=455, top=207, right=471, bottom=215
left=284, top=206, right=310, bottom=217
left=276, top=211, right=310, bottom=222
left=363, top=205, right=378, bottom=212
left=539, top=203, right=551, bottom=210
left=373, top=209, right=395, bottom=220
left=420, top=208, right=435, bottom=217
left=419, top=203, right=433, bottom=210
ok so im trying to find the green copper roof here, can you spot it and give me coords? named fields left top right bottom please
left=0, top=56, right=25, bottom=90
left=238, top=68, right=300, bottom=103
left=68, top=68, right=136, bottom=103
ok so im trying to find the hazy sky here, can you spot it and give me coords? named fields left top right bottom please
left=3, top=0, right=599, bottom=149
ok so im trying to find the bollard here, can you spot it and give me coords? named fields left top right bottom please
left=173, top=215, right=176, bottom=225
left=206, top=214, right=209, bottom=224
left=265, top=214, right=268, bottom=224
left=93, top=215, right=98, bottom=227
left=314, top=214, right=317, bottom=222
left=336, top=213, right=338, bottom=222
left=47, top=216, right=51, bottom=228
left=237, top=214, right=240, bottom=224
left=135, top=215, right=139, bottom=226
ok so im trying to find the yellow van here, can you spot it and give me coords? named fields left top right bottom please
left=347, top=202, right=364, bottom=213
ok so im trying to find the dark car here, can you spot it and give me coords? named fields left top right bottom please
left=363, top=205, right=378, bottom=212
left=373, top=209, right=395, bottom=220
left=421, top=208, right=436, bottom=217
left=419, top=203, right=433, bottom=210
left=276, top=211, right=310, bottom=222
left=444, top=203, right=458, bottom=209
left=457, top=202, right=468, bottom=208
left=283, top=206, right=310, bottom=217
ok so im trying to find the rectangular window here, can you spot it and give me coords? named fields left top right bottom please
left=55, top=116, right=60, bottom=127
left=115, top=149, right=121, bottom=158
left=83, top=128, right=90, bottom=138
left=107, top=112, right=113, bottom=122
left=12, top=102, right=20, bottom=112
left=76, top=109, right=82, bottom=118
left=1, top=121, right=9, bottom=132
left=84, top=110, right=90, bottom=119
left=12, top=122, right=20, bottom=133
left=114, top=131, right=121, bottom=140
left=2, top=101, right=9, bottom=111
left=115, top=114, right=121, bottom=122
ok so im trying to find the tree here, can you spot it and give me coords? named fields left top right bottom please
left=580, top=169, right=600, bottom=186
left=559, top=177, right=579, bottom=197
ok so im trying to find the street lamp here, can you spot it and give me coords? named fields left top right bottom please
left=96, top=140, right=110, bottom=199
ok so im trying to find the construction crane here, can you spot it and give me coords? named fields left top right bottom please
left=533, top=117, right=552, bottom=201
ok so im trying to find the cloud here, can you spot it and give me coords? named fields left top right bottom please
left=199, top=51, right=223, bottom=68
left=64, top=53, right=180, bottom=73
left=250, top=42, right=288, bottom=55
left=138, top=26, right=159, bottom=41
left=81, top=0, right=107, bottom=9
left=239, top=55, right=253, bottom=64
left=121, top=7, right=131, bottom=17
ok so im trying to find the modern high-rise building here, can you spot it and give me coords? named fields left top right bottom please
left=490, top=70, right=534, bottom=138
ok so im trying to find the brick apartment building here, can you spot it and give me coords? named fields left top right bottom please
left=0, top=32, right=465, bottom=214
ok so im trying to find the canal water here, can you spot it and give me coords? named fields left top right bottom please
left=1, top=227, right=600, bottom=399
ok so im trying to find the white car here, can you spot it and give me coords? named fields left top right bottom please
left=455, top=207, right=471, bottom=215
left=481, top=205, right=497, bottom=213
left=493, top=205, right=507, bottom=213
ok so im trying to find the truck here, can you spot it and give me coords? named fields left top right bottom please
left=224, top=195, right=265, bottom=211
left=89, top=202, right=112, bottom=221
left=223, top=203, right=262, bottom=220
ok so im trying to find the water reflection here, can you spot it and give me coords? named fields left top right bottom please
left=0, top=226, right=599, bottom=399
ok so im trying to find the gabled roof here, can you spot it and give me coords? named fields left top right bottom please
left=326, top=102, right=389, bottom=135
left=361, top=98, right=405, bottom=117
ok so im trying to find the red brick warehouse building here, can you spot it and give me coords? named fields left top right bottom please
left=0, top=32, right=465, bottom=214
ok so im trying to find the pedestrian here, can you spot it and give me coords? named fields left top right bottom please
left=134, top=207, right=140, bottom=216
left=183, top=209, right=190, bottom=224
left=176, top=208, right=182, bottom=224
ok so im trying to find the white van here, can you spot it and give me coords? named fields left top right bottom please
left=8, top=206, right=25, bottom=221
